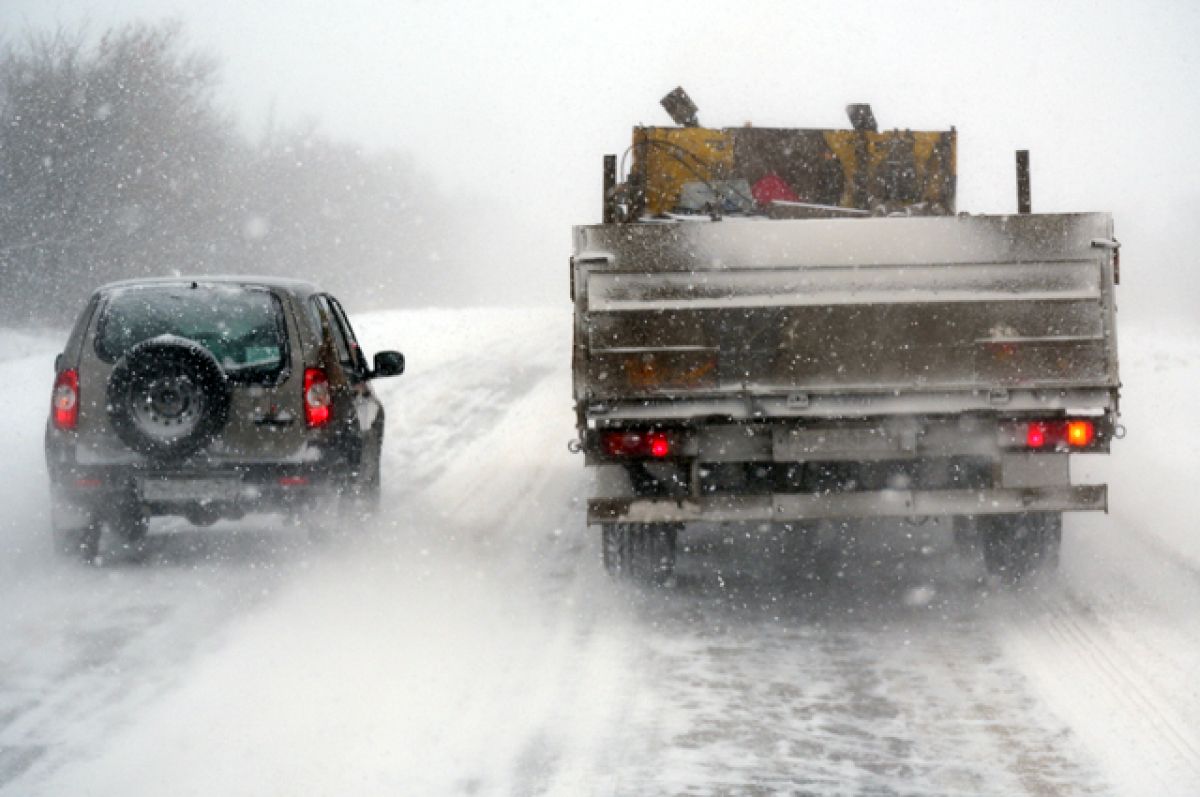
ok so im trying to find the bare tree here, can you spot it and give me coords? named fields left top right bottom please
left=0, top=20, right=480, bottom=326
left=0, top=22, right=231, bottom=322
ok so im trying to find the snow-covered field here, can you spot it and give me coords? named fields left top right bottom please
left=1, top=308, right=1199, bottom=796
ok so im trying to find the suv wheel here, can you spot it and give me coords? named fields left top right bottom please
left=53, top=522, right=101, bottom=562
left=111, top=505, right=149, bottom=545
left=352, top=436, right=383, bottom=515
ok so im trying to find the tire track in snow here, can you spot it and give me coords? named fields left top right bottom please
left=999, top=579, right=1200, bottom=793
left=388, top=350, right=643, bottom=795
left=993, top=507, right=1200, bottom=795
left=586, top=532, right=1109, bottom=796
left=402, top=338, right=1113, bottom=795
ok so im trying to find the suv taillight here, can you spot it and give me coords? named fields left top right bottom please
left=51, top=369, right=80, bottom=430
left=303, top=368, right=332, bottom=428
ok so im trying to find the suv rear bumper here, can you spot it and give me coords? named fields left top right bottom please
left=49, top=462, right=345, bottom=525
left=588, top=485, right=1108, bottom=525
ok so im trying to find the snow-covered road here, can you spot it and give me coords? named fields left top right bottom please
left=1, top=308, right=1198, bottom=796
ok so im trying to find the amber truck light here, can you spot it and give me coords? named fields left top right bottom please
left=601, top=430, right=672, bottom=458
left=1067, top=420, right=1095, bottom=447
left=303, top=368, right=332, bottom=428
left=51, top=369, right=80, bottom=430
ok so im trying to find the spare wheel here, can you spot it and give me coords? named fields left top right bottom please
left=106, top=335, right=231, bottom=462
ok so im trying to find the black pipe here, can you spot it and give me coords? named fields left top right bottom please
left=1016, top=150, right=1031, bottom=214
left=603, top=154, right=617, bottom=224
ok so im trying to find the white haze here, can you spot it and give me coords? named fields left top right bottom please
left=3, top=0, right=1198, bottom=319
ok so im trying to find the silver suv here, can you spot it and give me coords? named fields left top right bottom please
left=44, top=277, right=404, bottom=559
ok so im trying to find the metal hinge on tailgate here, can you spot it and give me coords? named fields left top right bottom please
left=1091, top=237, right=1121, bottom=285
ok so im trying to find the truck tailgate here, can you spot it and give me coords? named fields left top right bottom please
left=574, top=213, right=1118, bottom=401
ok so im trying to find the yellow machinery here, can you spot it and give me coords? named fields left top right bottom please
left=620, top=94, right=956, bottom=219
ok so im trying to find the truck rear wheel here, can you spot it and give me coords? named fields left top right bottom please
left=981, top=512, right=1061, bottom=585
left=602, top=523, right=677, bottom=586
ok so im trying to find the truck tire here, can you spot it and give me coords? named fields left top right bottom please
left=106, top=336, right=231, bottom=463
left=981, top=512, right=1061, bottom=585
left=602, top=523, right=677, bottom=586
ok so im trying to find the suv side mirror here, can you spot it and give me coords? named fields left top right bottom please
left=372, top=351, right=405, bottom=378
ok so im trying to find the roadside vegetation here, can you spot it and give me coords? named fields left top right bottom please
left=0, top=21, right=448, bottom=325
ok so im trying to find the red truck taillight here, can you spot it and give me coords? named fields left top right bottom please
left=601, top=430, right=672, bottom=458
left=303, top=368, right=332, bottom=428
left=51, top=369, right=80, bottom=430
left=1020, top=419, right=1096, bottom=450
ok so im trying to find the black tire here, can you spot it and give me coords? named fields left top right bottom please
left=351, top=435, right=382, bottom=515
left=110, top=505, right=149, bottom=546
left=775, top=521, right=821, bottom=584
left=981, top=512, right=1062, bottom=585
left=307, top=474, right=353, bottom=542
left=107, top=336, right=231, bottom=462
left=602, top=523, right=677, bottom=586
left=53, top=522, right=101, bottom=562
left=952, top=515, right=981, bottom=554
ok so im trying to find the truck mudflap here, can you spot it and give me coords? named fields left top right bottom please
left=588, top=485, right=1107, bottom=525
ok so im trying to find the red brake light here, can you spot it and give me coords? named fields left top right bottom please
left=303, top=368, right=332, bottom=428
left=601, top=430, right=673, bottom=458
left=648, top=433, right=671, bottom=458
left=602, top=432, right=639, bottom=457
left=52, top=369, right=80, bottom=430
left=1026, top=422, right=1047, bottom=448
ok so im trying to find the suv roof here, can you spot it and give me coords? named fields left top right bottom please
left=96, top=275, right=320, bottom=297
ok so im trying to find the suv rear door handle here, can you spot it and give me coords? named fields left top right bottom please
left=254, top=417, right=296, bottom=427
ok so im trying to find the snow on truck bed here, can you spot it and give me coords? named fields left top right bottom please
left=0, top=308, right=1199, bottom=796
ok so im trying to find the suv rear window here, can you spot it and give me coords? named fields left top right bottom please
left=95, top=285, right=288, bottom=383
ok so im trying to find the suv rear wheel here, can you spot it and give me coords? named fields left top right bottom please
left=53, top=522, right=101, bottom=562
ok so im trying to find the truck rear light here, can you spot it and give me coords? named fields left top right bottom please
left=1026, top=422, right=1047, bottom=448
left=51, top=369, right=80, bottom=430
left=1067, top=419, right=1095, bottom=447
left=1023, top=419, right=1096, bottom=450
left=303, top=368, right=332, bottom=428
left=278, top=475, right=310, bottom=486
left=649, top=433, right=671, bottom=458
left=601, top=430, right=673, bottom=458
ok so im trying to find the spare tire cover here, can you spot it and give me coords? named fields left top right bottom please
left=106, top=335, right=231, bottom=462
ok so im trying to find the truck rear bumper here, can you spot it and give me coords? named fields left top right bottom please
left=588, top=485, right=1107, bottom=525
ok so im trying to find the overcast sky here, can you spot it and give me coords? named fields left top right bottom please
left=3, top=0, right=1198, bottom=315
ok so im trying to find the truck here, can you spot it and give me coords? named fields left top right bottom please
left=570, top=90, right=1120, bottom=585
